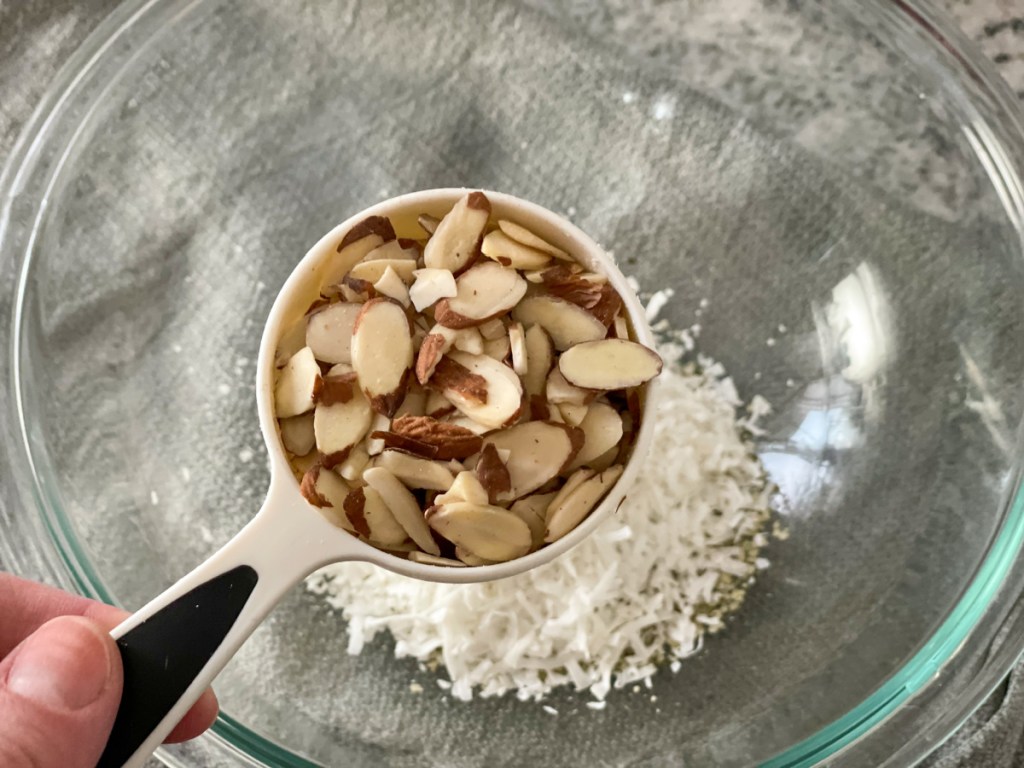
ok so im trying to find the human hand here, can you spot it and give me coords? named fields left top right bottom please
left=0, top=572, right=219, bottom=767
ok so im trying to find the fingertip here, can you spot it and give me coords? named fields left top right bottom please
left=163, top=687, right=219, bottom=743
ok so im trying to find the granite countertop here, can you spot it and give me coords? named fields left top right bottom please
left=946, top=0, right=1024, bottom=96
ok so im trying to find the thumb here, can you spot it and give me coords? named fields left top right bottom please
left=0, top=616, right=123, bottom=768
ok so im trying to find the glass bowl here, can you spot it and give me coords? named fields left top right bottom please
left=3, top=1, right=1024, bottom=766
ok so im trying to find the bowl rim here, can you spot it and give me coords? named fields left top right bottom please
left=3, top=0, right=1024, bottom=766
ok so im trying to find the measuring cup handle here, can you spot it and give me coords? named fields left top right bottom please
left=95, top=481, right=340, bottom=768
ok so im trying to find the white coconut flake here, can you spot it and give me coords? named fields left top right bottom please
left=306, top=292, right=773, bottom=704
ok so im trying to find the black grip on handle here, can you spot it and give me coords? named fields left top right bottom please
left=97, top=565, right=259, bottom=768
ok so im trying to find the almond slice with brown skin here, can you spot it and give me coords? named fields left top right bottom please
left=409, top=268, right=457, bottom=312
left=509, top=492, right=557, bottom=551
left=417, top=213, right=440, bottom=236
left=568, top=401, right=624, bottom=471
left=427, top=502, right=531, bottom=562
left=540, top=265, right=604, bottom=310
left=435, top=471, right=490, bottom=506
left=348, top=258, right=418, bottom=285
left=363, top=466, right=441, bottom=556
left=314, top=387, right=372, bottom=467
left=544, top=465, right=624, bottom=543
left=558, top=339, right=663, bottom=390
left=343, top=485, right=407, bottom=546
left=365, top=412, right=391, bottom=456
left=443, top=415, right=492, bottom=436
left=279, top=413, right=315, bottom=456
left=431, top=351, right=523, bottom=429
left=300, top=465, right=355, bottom=531
left=474, top=443, right=512, bottom=504
left=557, top=402, right=589, bottom=427
left=275, top=347, right=323, bottom=418
left=415, top=328, right=455, bottom=385
left=376, top=449, right=456, bottom=491
left=511, top=296, right=607, bottom=351
left=324, top=216, right=397, bottom=286
left=480, top=230, right=552, bottom=270
left=483, top=421, right=583, bottom=499
left=395, top=384, right=427, bottom=418
left=351, top=298, right=413, bottom=416
left=425, top=389, right=456, bottom=418
left=423, top=191, right=491, bottom=274
left=388, top=415, right=483, bottom=459
left=589, top=284, right=624, bottom=327
left=306, top=302, right=361, bottom=364
left=316, top=371, right=359, bottom=406
left=409, top=551, right=468, bottom=567
left=373, top=265, right=411, bottom=307
left=497, top=220, right=571, bottom=260
left=612, top=312, right=629, bottom=340
left=546, top=367, right=594, bottom=406
left=434, top=262, right=527, bottom=329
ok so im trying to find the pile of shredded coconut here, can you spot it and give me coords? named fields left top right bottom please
left=306, top=306, right=774, bottom=702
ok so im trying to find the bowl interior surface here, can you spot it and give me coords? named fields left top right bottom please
left=6, top=1, right=1024, bottom=766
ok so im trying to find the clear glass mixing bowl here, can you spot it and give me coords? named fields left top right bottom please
left=3, top=1, right=1024, bottom=766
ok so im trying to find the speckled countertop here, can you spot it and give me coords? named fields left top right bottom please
left=946, top=0, right=1024, bottom=95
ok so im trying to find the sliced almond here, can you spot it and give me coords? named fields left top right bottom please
left=376, top=450, right=456, bottom=491
left=304, top=302, right=360, bottom=364
left=443, top=415, right=492, bottom=436
left=409, top=551, right=467, bottom=567
left=275, top=347, right=323, bottom=418
left=522, top=325, right=553, bottom=396
left=409, top=268, right=457, bottom=312
left=324, top=215, right=397, bottom=286
left=546, top=367, right=594, bottom=406
left=483, top=334, right=511, bottom=362
left=434, top=262, right=527, bottom=329
left=509, top=492, right=556, bottom=551
left=612, top=313, right=629, bottom=340
left=431, top=351, right=523, bottom=429
left=590, top=284, right=624, bottom=327
left=557, top=402, right=589, bottom=427
left=339, top=279, right=372, bottom=303
left=483, top=421, right=583, bottom=499
left=343, top=486, right=407, bottom=546
left=474, top=443, right=512, bottom=504
left=497, top=219, right=570, bottom=259
left=454, top=547, right=497, bottom=567
left=481, top=230, right=552, bottom=270
left=568, top=401, right=624, bottom=471
left=452, top=327, right=485, bottom=355
left=317, top=371, right=359, bottom=406
left=435, top=471, right=490, bottom=506
left=275, top=318, right=308, bottom=367
left=314, top=388, right=372, bottom=466
left=279, top=413, right=315, bottom=456
left=348, top=258, right=418, bottom=285
left=337, top=443, right=370, bottom=482
left=363, top=466, right=441, bottom=556
left=372, top=265, right=411, bottom=307
left=545, top=465, right=624, bottom=543
left=327, top=362, right=354, bottom=376
left=365, top=412, right=390, bottom=456
left=559, top=339, right=663, bottom=390
left=540, top=265, right=604, bottom=310
left=364, top=239, right=419, bottom=262
left=351, top=298, right=413, bottom=415
left=292, top=450, right=320, bottom=477
left=588, top=444, right=619, bottom=473
left=478, top=317, right=506, bottom=341
left=395, top=385, right=427, bottom=418
left=300, top=465, right=355, bottom=529
left=423, top=191, right=491, bottom=274
left=508, top=322, right=528, bottom=376
left=425, top=389, right=456, bottom=418
left=417, top=213, right=440, bottom=236
left=427, top=502, right=531, bottom=562
left=512, top=296, right=606, bottom=351
left=387, top=415, right=483, bottom=459
left=415, top=328, right=455, bottom=384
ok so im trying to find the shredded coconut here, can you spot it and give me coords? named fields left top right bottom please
left=306, top=292, right=774, bottom=704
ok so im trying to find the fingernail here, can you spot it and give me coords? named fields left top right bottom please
left=7, top=617, right=114, bottom=711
